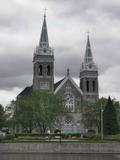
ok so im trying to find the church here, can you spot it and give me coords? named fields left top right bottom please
left=19, top=14, right=99, bottom=133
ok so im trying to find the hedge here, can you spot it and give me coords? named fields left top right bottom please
left=14, top=133, right=81, bottom=138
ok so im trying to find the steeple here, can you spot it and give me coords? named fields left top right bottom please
left=80, top=34, right=99, bottom=101
left=39, top=14, right=49, bottom=48
left=33, top=13, right=54, bottom=91
left=34, top=13, right=53, bottom=56
left=84, top=34, right=93, bottom=64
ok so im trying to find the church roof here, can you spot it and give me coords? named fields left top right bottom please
left=39, top=15, right=49, bottom=48
left=18, top=86, right=33, bottom=97
left=54, top=70, right=83, bottom=95
left=18, top=80, right=65, bottom=97
left=18, top=75, right=82, bottom=97
left=54, top=78, right=65, bottom=90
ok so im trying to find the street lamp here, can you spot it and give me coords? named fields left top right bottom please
left=101, top=103, right=104, bottom=140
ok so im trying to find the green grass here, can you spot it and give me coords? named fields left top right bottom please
left=1, top=139, right=120, bottom=144
left=104, top=134, right=120, bottom=142
left=1, top=133, right=120, bottom=144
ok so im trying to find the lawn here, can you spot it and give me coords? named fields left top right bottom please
left=1, top=133, right=120, bottom=143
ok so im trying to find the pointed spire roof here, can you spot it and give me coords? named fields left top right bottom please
left=66, top=68, right=70, bottom=77
left=39, top=14, right=49, bottom=48
left=84, top=34, right=93, bottom=64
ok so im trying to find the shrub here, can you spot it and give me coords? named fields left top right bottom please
left=5, top=134, right=15, bottom=140
left=0, top=136, right=3, bottom=142
left=14, top=133, right=81, bottom=139
left=88, top=129, right=96, bottom=134
left=14, top=133, right=49, bottom=138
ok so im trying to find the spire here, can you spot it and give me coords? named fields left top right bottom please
left=84, top=33, right=93, bottom=64
left=39, top=13, right=49, bottom=48
left=66, top=68, right=70, bottom=77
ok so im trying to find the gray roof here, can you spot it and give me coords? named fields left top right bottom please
left=54, top=78, right=65, bottom=90
left=18, top=86, right=32, bottom=97
left=39, top=15, right=49, bottom=48
left=84, top=35, right=93, bottom=64
left=54, top=73, right=83, bottom=95
left=18, top=80, right=64, bottom=97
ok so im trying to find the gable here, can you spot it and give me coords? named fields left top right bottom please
left=54, top=76, right=83, bottom=97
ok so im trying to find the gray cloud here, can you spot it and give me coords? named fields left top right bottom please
left=0, top=42, right=33, bottom=78
left=55, top=46, right=82, bottom=77
left=0, top=0, right=120, bottom=105
left=45, top=0, right=120, bottom=22
left=0, top=75, right=32, bottom=90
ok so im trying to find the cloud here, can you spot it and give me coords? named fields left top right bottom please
left=0, top=0, right=120, bottom=106
left=99, top=65, right=120, bottom=100
left=47, top=0, right=120, bottom=18
left=0, top=87, right=21, bottom=106
left=0, top=75, right=32, bottom=90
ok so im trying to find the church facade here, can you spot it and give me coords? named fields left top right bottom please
left=19, top=15, right=99, bottom=133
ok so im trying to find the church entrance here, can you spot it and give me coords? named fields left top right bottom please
left=63, top=120, right=81, bottom=133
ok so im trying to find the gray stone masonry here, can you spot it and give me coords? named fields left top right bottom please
left=0, top=143, right=120, bottom=154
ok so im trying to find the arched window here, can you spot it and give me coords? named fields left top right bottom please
left=93, top=81, right=95, bottom=92
left=38, top=65, right=42, bottom=75
left=64, top=92, right=75, bottom=112
left=86, top=80, right=89, bottom=92
left=47, top=65, right=50, bottom=75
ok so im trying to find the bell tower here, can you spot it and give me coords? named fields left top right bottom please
left=33, top=14, right=54, bottom=91
left=80, top=34, right=99, bottom=101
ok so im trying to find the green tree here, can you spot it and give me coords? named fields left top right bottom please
left=13, top=90, right=67, bottom=133
left=0, top=104, right=5, bottom=130
left=14, top=97, right=34, bottom=133
left=103, top=96, right=119, bottom=135
left=82, top=98, right=107, bottom=133
left=112, top=99, right=120, bottom=131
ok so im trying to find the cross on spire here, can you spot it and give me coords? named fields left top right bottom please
left=44, top=8, right=47, bottom=17
left=87, top=31, right=90, bottom=36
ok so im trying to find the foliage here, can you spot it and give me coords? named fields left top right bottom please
left=103, top=96, right=119, bottom=135
left=104, top=134, right=120, bottom=141
left=12, top=90, right=67, bottom=133
left=112, top=99, right=120, bottom=130
left=0, top=136, right=4, bottom=142
left=14, top=133, right=81, bottom=139
left=4, top=134, right=15, bottom=140
left=4, top=101, right=16, bottom=130
left=0, top=104, right=5, bottom=129
left=14, top=133, right=48, bottom=137
left=81, top=97, right=107, bottom=133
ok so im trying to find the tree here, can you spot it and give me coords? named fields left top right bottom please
left=112, top=99, right=120, bottom=131
left=4, top=101, right=16, bottom=130
left=14, top=97, right=34, bottom=133
left=82, top=98, right=107, bottom=133
left=13, top=90, right=67, bottom=133
left=0, top=104, right=5, bottom=130
left=103, top=96, right=119, bottom=135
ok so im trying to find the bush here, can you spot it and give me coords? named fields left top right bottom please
left=16, top=136, right=46, bottom=141
left=14, top=133, right=49, bottom=138
left=5, top=134, right=15, bottom=140
left=0, top=136, right=4, bottom=142
left=68, top=133, right=81, bottom=137
left=50, top=133, right=81, bottom=139
left=14, top=133, right=81, bottom=139
left=88, top=129, right=96, bottom=134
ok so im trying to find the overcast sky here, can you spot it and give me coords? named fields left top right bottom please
left=0, top=0, right=120, bottom=106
